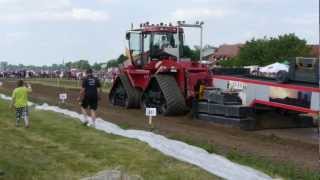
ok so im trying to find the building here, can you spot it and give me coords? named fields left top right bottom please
left=309, top=45, right=320, bottom=58
left=209, top=44, right=243, bottom=64
left=201, top=45, right=217, bottom=61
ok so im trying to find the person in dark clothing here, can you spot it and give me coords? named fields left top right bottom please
left=78, top=69, right=102, bottom=127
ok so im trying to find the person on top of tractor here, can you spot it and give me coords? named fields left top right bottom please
left=154, top=35, right=172, bottom=49
left=150, top=33, right=179, bottom=61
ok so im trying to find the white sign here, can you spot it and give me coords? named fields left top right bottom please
left=0, top=82, right=2, bottom=86
left=145, top=108, right=157, bottom=117
left=59, top=93, right=68, bottom=101
left=228, top=81, right=247, bottom=90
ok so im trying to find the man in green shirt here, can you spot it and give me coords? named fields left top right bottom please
left=10, top=80, right=32, bottom=128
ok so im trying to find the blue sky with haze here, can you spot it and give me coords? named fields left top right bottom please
left=0, top=0, right=317, bottom=65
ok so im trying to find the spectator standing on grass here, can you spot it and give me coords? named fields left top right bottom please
left=78, top=69, right=102, bottom=127
left=10, top=80, right=32, bottom=128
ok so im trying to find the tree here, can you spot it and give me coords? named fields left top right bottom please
left=106, top=59, right=118, bottom=68
left=182, top=45, right=200, bottom=61
left=219, top=57, right=239, bottom=67
left=65, top=62, right=72, bottom=69
left=72, top=60, right=91, bottom=70
left=221, top=33, right=311, bottom=67
left=117, top=54, right=128, bottom=64
left=52, top=64, right=59, bottom=70
left=105, top=54, right=128, bottom=68
left=0, top=61, right=8, bottom=71
left=92, top=62, right=102, bottom=71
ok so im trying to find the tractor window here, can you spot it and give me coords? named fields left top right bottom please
left=143, top=34, right=151, bottom=52
left=153, top=33, right=176, bottom=49
left=150, top=32, right=183, bottom=60
left=129, top=32, right=142, bottom=56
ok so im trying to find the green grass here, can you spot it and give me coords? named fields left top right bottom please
left=169, top=135, right=320, bottom=180
left=227, top=151, right=320, bottom=180
left=3, top=78, right=111, bottom=92
left=0, top=99, right=219, bottom=180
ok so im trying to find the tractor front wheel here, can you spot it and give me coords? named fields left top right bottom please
left=109, top=74, right=141, bottom=108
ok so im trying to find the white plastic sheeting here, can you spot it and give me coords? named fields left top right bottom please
left=0, top=94, right=11, bottom=101
left=0, top=94, right=34, bottom=106
left=0, top=94, right=273, bottom=180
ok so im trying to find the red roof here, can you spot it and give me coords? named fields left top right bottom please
left=309, top=45, right=320, bottom=57
left=212, top=44, right=243, bottom=59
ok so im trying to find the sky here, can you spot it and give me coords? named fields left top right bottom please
left=0, top=0, right=318, bottom=65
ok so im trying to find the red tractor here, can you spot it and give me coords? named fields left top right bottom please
left=109, top=21, right=212, bottom=115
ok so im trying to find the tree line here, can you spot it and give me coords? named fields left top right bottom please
left=219, top=33, right=312, bottom=67
left=1, top=60, right=107, bottom=71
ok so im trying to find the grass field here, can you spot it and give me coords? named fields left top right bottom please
left=1, top=78, right=111, bottom=92
left=0, top=99, right=218, bottom=180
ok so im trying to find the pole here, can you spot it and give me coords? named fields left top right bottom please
left=200, top=25, right=203, bottom=62
left=149, top=116, right=152, bottom=126
left=318, top=0, right=320, bottom=163
left=177, top=22, right=180, bottom=62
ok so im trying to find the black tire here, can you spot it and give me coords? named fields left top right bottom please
left=140, top=93, right=148, bottom=110
left=109, top=74, right=141, bottom=108
left=142, top=74, right=188, bottom=116
left=276, top=70, right=289, bottom=83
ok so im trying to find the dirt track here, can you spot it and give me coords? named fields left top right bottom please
left=1, top=81, right=319, bottom=172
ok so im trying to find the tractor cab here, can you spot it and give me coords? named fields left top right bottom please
left=126, top=23, right=184, bottom=68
